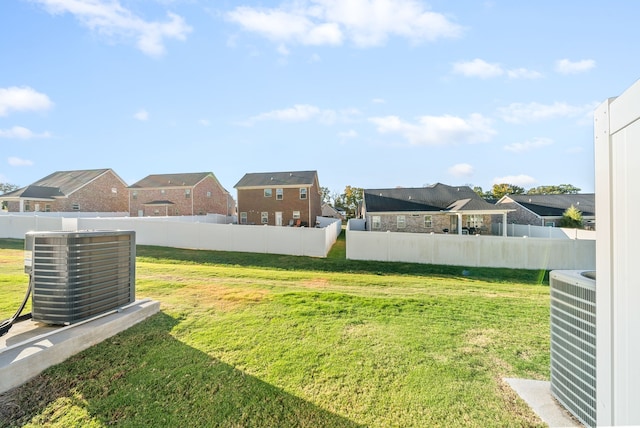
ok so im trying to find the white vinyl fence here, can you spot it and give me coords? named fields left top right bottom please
left=347, top=220, right=595, bottom=270
left=492, top=222, right=596, bottom=240
left=0, top=214, right=342, bottom=258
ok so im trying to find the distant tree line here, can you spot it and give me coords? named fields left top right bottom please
left=473, top=183, right=581, bottom=200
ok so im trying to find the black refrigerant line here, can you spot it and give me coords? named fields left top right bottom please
left=0, top=275, right=33, bottom=337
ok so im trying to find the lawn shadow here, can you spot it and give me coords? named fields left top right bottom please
left=0, top=312, right=362, bottom=428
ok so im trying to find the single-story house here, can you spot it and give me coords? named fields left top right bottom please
left=129, top=172, right=234, bottom=217
left=496, top=193, right=595, bottom=229
left=321, top=203, right=345, bottom=220
left=362, top=183, right=512, bottom=235
left=234, top=170, right=322, bottom=227
left=0, top=168, right=129, bottom=213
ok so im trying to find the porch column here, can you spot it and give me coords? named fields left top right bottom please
left=457, top=213, right=463, bottom=235
left=502, top=212, right=507, bottom=236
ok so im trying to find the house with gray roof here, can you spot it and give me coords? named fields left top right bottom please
left=129, top=172, right=234, bottom=217
left=1, top=168, right=128, bottom=213
left=234, top=170, right=322, bottom=226
left=362, top=183, right=512, bottom=235
left=496, top=193, right=595, bottom=229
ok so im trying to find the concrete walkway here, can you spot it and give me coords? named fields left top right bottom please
left=0, top=299, right=160, bottom=394
left=504, top=378, right=582, bottom=427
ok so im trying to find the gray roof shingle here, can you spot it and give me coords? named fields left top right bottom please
left=234, top=170, right=318, bottom=188
left=364, top=183, right=506, bottom=213
left=503, top=194, right=595, bottom=217
left=129, top=172, right=214, bottom=189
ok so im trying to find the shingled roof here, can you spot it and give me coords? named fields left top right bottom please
left=234, top=170, right=318, bottom=188
left=501, top=194, right=595, bottom=217
left=129, top=172, right=217, bottom=189
left=364, top=183, right=506, bottom=213
left=1, top=169, right=118, bottom=200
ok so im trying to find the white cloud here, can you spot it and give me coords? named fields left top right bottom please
left=506, top=68, right=543, bottom=79
left=0, top=86, right=53, bottom=116
left=134, top=109, right=149, bottom=121
left=369, top=113, right=495, bottom=146
left=492, top=174, right=536, bottom=187
left=497, top=101, right=597, bottom=124
left=0, top=126, right=52, bottom=139
left=8, top=157, right=34, bottom=167
left=448, top=163, right=474, bottom=177
left=243, top=104, right=359, bottom=126
left=371, top=98, right=385, bottom=104
left=453, top=59, right=541, bottom=79
left=555, top=58, right=596, bottom=74
left=199, top=119, right=210, bottom=126
left=452, top=58, right=503, bottom=78
left=227, top=0, right=463, bottom=48
left=32, top=0, right=192, bottom=57
left=504, top=137, right=553, bottom=153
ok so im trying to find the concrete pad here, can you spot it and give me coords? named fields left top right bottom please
left=0, top=299, right=160, bottom=394
left=504, top=378, right=582, bottom=428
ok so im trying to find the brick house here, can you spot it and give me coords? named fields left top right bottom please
left=496, top=193, right=595, bottom=229
left=129, top=172, right=234, bottom=217
left=362, top=183, right=511, bottom=235
left=234, top=170, right=322, bottom=226
left=1, top=168, right=128, bottom=213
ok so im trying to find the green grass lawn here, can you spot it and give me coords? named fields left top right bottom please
left=0, top=235, right=550, bottom=427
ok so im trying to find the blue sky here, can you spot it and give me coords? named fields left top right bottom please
left=1, top=1, right=639, bottom=197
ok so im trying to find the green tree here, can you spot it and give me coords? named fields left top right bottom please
left=0, top=183, right=19, bottom=194
left=527, top=184, right=581, bottom=195
left=320, top=186, right=332, bottom=205
left=338, top=185, right=364, bottom=218
left=491, top=183, right=525, bottom=199
left=559, top=205, right=584, bottom=228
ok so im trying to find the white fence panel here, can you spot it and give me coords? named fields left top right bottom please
left=492, top=222, right=596, bottom=240
left=0, top=215, right=65, bottom=238
left=346, top=220, right=595, bottom=270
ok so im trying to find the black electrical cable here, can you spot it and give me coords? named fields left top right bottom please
left=0, top=275, right=33, bottom=337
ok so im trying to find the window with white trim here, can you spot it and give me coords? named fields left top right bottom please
left=300, top=188, right=307, bottom=199
left=261, top=212, right=268, bottom=224
left=240, top=212, right=247, bottom=224
left=276, top=188, right=283, bottom=200
left=132, top=191, right=137, bottom=200
left=264, top=189, right=272, bottom=198
left=72, top=203, right=80, bottom=211
left=424, top=215, right=432, bottom=228
left=185, top=189, right=191, bottom=199
left=397, top=215, right=406, bottom=229
left=293, top=211, right=301, bottom=219
left=372, top=216, right=381, bottom=230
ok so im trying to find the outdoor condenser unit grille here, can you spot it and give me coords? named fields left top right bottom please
left=25, top=230, right=135, bottom=325
left=549, top=270, right=596, bottom=427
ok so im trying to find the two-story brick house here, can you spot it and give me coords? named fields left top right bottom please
left=1, top=168, right=129, bottom=213
left=129, top=172, right=234, bottom=217
left=234, top=170, right=322, bottom=226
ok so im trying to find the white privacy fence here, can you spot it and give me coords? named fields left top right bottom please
left=492, top=222, right=596, bottom=240
left=347, top=220, right=595, bottom=270
left=0, top=214, right=342, bottom=258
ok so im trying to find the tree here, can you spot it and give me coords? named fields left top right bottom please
left=491, top=183, right=525, bottom=199
left=0, top=183, right=19, bottom=194
left=320, top=186, right=332, bottom=205
left=337, top=185, right=363, bottom=218
left=527, top=184, right=581, bottom=195
left=559, top=205, right=584, bottom=228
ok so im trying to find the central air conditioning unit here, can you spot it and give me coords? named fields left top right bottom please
left=25, top=230, right=136, bottom=325
left=549, top=270, right=596, bottom=427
